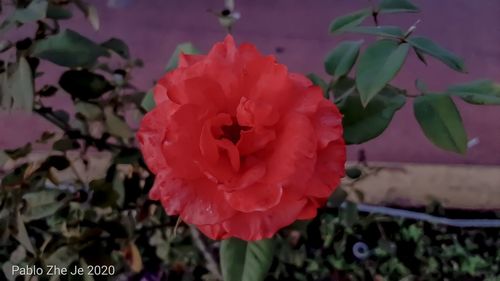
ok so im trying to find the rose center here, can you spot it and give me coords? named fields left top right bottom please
left=220, top=119, right=250, bottom=144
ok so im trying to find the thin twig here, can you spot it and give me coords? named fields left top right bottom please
left=404, top=19, right=422, bottom=39
left=34, top=107, right=129, bottom=150
left=333, top=85, right=356, bottom=104
left=189, top=225, right=223, bottom=280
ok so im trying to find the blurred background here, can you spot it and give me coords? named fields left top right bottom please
left=2, top=0, right=500, bottom=164
left=2, top=1, right=500, bottom=281
left=2, top=0, right=500, bottom=208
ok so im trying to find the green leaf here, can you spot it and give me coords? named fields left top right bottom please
left=0, top=151, right=9, bottom=166
left=140, top=89, right=155, bottom=111
left=343, top=26, right=405, bottom=38
left=112, top=172, right=125, bottom=207
left=413, top=47, right=428, bottom=65
left=59, top=70, right=113, bottom=100
left=340, top=201, right=358, bottom=227
left=335, top=77, right=406, bottom=144
left=0, top=40, right=12, bottom=53
left=446, top=80, right=500, bottom=105
left=0, top=57, right=34, bottom=112
left=1, top=164, right=28, bottom=187
left=329, top=9, right=370, bottom=34
left=4, top=143, right=32, bottom=160
left=306, top=73, right=329, bottom=97
left=104, top=107, right=133, bottom=139
left=221, top=238, right=274, bottom=281
left=408, top=36, right=466, bottom=73
left=114, top=148, right=141, bottom=164
left=324, top=40, right=363, bottom=77
left=379, top=0, right=420, bottom=13
left=101, top=38, right=130, bottom=59
left=38, top=131, right=56, bottom=143
left=89, top=179, right=119, bottom=207
left=328, top=187, right=348, bottom=207
left=2, top=261, right=18, bottom=281
left=5, top=0, right=48, bottom=24
left=22, top=190, right=65, bottom=221
left=45, top=246, right=78, bottom=268
left=165, top=42, right=200, bottom=72
left=53, top=137, right=80, bottom=151
left=46, top=3, right=73, bottom=19
left=413, top=95, right=468, bottom=154
left=356, top=40, right=410, bottom=106
left=32, top=29, right=109, bottom=67
left=41, top=155, right=70, bottom=171
left=76, top=101, right=102, bottom=120
left=13, top=212, right=36, bottom=255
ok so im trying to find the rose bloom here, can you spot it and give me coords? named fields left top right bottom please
left=137, top=35, right=345, bottom=241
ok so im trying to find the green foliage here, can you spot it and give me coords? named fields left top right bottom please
left=408, top=36, right=466, bottom=72
left=59, top=70, right=113, bottom=100
left=414, top=95, right=468, bottom=154
left=140, top=89, right=156, bottom=111
left=0, top=57, right=34, bottom=111
left=32, top=29, right=110, bottom=67
left=306, top=73, right=329, bottom=97
left=324, top=40, right=363, bottom=77
left=46, top=3, right=73, bottom=20
left=1, top=0, right=47, bottom=30
left=165, top=42, right=200, bottom=71
left=104, top=107, right=134, bottom=139
left=356, top=40, right=409, bottom=106
left=334, top=78, right=406, bottom=144
left=22, top=189, right=66, bottom=221
left=329, top=9, right=370, bottom=34
left=101, top=38, right=130, bottom=59
left=271, top=205, right=500, bottom=281
left=378, top=0, right=420, bottom=13
left=324, top=0, right=498, bottom=153
left=221, top=238, right=275, bottom=281
left=140, top=42, right=201, bottom=110
left=344, top=25, right=405, bottom=38
left=447, top=79, right=500, bottom=105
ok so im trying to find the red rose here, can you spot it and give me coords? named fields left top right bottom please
left=137, top=35, right=345, bottom=241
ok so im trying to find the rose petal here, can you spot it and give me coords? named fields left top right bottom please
left=152, top=171, right=236, bottom=225
left=139, top=35, right=347, bottom=241
left=290, top=72, right=313, bottom=88
left=198, top=224, right=230, bottom=240
left=179, top=53, right=205, bottom=68
left=208, top=35, right=237, bottom=61
left=137, top=100, right=178, bottom=173
left=222, top=192, right=307, bottom=241
left=161, top=105, right=204, bottom=179
left=296, top=200, right=318, bottom=220
left=220, top=162, right=266, bottom=191
left=264, top=113, right=317, bottom=185
left=200, top=114, right=233, bottom=164
left=216, top=139, right=241, bottom=172
left=308, top=138, right=346, bottom=197
left=224, top=182, right=282, bottom=212
left=294, top=86, right=324, bottom=114
left=237, top=128, right=276, bottom=156
left=313, top=100, right=343, bottom=149
left=236, top=97, right=279, bottom=127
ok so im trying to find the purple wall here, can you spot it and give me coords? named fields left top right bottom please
left=2, top=0, right=500, bottom=165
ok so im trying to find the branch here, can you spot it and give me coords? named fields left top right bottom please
left=189, top=225, right=223, bottom=280
left=34, top=106, right=129, bottom=150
